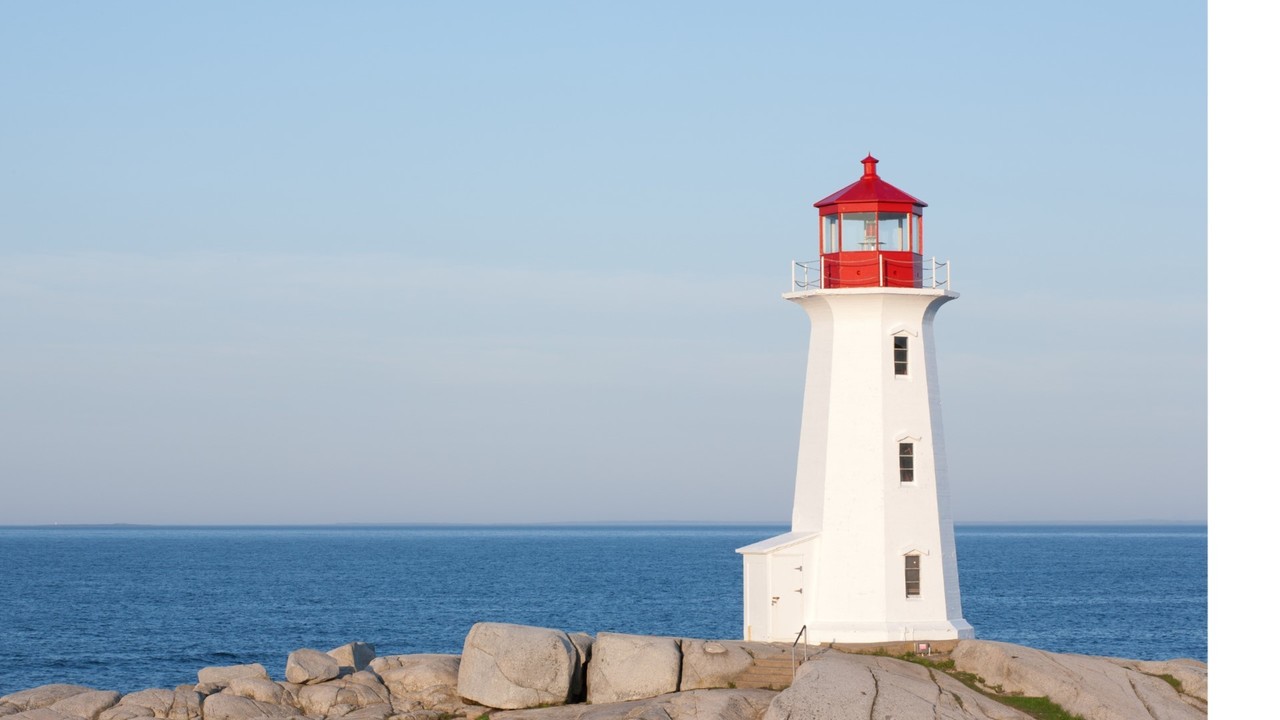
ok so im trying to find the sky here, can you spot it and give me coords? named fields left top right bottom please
left=0, top=1, right=1207, bottom=524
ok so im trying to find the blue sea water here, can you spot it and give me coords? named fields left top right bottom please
left=0, top=524, right=1206, bottom=696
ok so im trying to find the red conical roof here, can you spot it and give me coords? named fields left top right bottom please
left=814, top=155, right=927, bottom=210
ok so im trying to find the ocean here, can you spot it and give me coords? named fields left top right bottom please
left=0, top=524, right=1206, bottom=696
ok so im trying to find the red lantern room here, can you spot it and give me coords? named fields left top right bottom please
left=814, top=155, right=926, bottom=289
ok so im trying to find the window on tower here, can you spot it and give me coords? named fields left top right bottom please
left=899, top=442, right=914, bottom=483
left=893, top=336, right=909, bottom=375
left=905, top=555, right=921, bottom=597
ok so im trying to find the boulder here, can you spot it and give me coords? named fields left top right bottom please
left=163, top=689, right=201, bottom=720
left=763, top=652, right=1029, bottom=720
left=585, top=633, right=681, bottom=704
left=295, top=672, right=390, bottom=718
left=376, top=656, right=461, bottom=713
left=490, top=688, right=777, bottom=720
left=105, top=689, right=174, bottom=719
left=0, top=687, right=98, bottom=712
left=224, top=679, right=293, bottom=708
left=196, top=665, right=270, bottom=691
left=456, top=623, right=578, bottom=710
left=47, top=691, right=120, bottom=720
left=951, top=640, right=1206, bottom=720
left=200, top=694, right=295, bottom=720
left=328, top=644, right=377, bottom=673
left=367, top=655, right=455, bottom=676
left=287, top=649, right=342, bottom=685
left=679, top=639, right=755, bottom=690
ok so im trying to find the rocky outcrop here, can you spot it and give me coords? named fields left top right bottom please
left=373, top=655, right=461, bottom=714
left=584, top=633, right=681, bottom=704
left=679, top=640, right=755, bottom=691
left=0, top=687, right=123, bottom=720
left=951, top=640, right=1206, bottom=720
left=491, top=688, right=777, bottom=720
left=327, top=644, right=376, bottom=674
left=294, top=672, right=391, bottom=718
left=195, top=665, right=269, bottom=692
left=1, top=628, right=1209, bottom=720
left=764, top=652, right=1030, bottom=720
left=456, top=623, right=578, bottom=710
left=202, top=693, right=295, bottom=720
left=286, top=650, right=342, bottom=686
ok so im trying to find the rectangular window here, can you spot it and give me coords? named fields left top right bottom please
left=893, top=336, right=908, bottom=375
left=899, top=442, right=914, bottom=483
left=905, top=555, right=921, bottom=597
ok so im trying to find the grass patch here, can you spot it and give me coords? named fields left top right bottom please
left=1156, top=673, right=1184, bottom=693
left=881, top=652, right=1084, bottom=720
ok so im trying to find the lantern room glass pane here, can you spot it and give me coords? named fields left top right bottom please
left=879, top=213, right=908, bottom=251
left=823, top=215, right=839, bottom=253
left=841, top=212, right=877, bottom=250
left=911, top=214, right=921, bottom=253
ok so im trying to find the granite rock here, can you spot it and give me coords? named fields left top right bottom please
left=585, top=633, right=681, bottom=705
left=456, top=623, right=578, bottom=710
left=287, top=650, right=342, bottom=686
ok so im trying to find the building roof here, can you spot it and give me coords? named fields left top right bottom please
left=814, top=155, right=928, bottom=209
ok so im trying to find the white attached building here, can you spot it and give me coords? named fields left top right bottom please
left=738, top=156, right=974, bottom=645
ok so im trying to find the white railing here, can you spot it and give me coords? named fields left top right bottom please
left=790, top=256, right=951, bottom=292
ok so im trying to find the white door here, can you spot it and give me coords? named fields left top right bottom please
left=769, top=553, right=805, bottom=641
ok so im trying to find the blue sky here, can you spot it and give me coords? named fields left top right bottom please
left=0, top=1, right=1206, bottom=523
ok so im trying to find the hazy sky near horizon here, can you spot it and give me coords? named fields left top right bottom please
left=0, top=1, right=1205, bottom=524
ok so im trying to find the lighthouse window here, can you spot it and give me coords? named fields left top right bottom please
left=880, top=213, right=908, bottom=251
left=905, top=555, right=921, bottom=597
left=893, top=336, right=909, bottom=375
left=841, top=212, right=878, bottom=250
left=899, top=442, right=914, bottom=483
left=823, top=215, right=839, bottom=253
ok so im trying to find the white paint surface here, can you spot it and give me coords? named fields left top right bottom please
left=738, top=286, right=974, bottom=643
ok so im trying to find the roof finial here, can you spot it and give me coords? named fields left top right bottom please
left=861, top=154, right=879, bottom=179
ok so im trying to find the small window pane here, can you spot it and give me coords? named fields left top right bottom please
left=893, top=336, right=908, bottom=375
left=899, top=442, right=915, bottom=482
left=905, top=555, right=921, bottom=597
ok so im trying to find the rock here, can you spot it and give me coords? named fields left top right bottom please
left=377, top=656, right=461, bottom=713
left=163, top=689, right=201, bottom=720
left=0, top=687, right=98, bottom=712
left=951, top=640, right=1206, bottom=720
left=456, top=623, right=578, bottom=710
left=763, top=652, right=1029, bottom=720
left=287, top=649, right=342, bottom=685
left=47, top=692, right=120, bottom=720
left=295, top=672, right=390, bottom=718
left=565, top=634, right=593, bottom=703
left=491, top=688, right=777, bottom=720
left=200, top=693, right=295, bottom=720
left=680, top=639, right=754, bottom=690
left=328, top=644, right=377, bottom=673
left=585, top=633, right=681, bottom=704
left=6, top=710, right=77, bottom=720
left=1109, top=657, right=1209, bottom=706
left=196, top=665, right=270, bottom=691
left=224, top=679, right=292, bottom=708
left=367, top=655, right=454, bottom=676
left=104, top=689, right=174, bottom=719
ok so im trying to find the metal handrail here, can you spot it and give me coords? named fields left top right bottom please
left=790, top=624, right=808, bottom=679
left=790, top=255, right=952, bottom=291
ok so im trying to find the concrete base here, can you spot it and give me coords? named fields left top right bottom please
left=805, top=619, right=975, bottom=646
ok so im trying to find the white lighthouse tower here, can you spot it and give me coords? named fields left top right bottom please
left=738, top=155, right=974, bottom=645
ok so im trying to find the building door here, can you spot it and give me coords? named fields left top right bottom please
left=769, top=553, right=805, bottom=641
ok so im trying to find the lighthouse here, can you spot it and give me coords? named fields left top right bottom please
left=737, top=156, right=974, bottom=645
